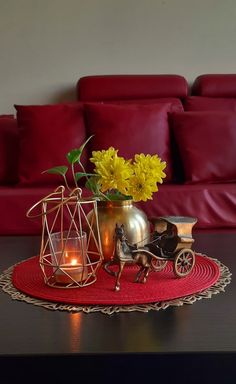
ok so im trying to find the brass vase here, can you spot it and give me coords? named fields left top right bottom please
left=87, top=200, right=150, bottom=262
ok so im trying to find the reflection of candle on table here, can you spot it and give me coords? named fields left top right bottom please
left=50, top=231, right=88, bottom=285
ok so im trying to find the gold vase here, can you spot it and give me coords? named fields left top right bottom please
left=87, top=200, right=150, bottom=262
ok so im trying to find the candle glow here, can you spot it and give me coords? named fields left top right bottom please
left=50, top=231, right=88, bottom=285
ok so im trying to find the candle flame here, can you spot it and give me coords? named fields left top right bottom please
left=70, top=258, right=78, bottom=266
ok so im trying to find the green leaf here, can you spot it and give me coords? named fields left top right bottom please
left=42, top=166, right=68, bottom=176
left=85, top=176, right=99, bottom=193
left=66, top=135, right=94, bottom=164
left=78, top=134, right=94, bottom=156
left=75, top=172, right=95, bottom=181
left=66, top=149, right=82, bottom=165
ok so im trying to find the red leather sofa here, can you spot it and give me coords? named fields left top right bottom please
left=1, top=74, right=236, bottom=235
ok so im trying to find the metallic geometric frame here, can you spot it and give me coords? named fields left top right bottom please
left=27, top=186, right=103, bottom=288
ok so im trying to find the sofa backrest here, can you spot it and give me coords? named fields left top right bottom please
left=77, top=74, right=188, bottom=101
left=184, top=74, right=236, bottom=111
left=191, top=74, right=236, bottom=97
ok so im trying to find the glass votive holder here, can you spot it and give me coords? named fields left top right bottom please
left=49, top=230, right=88, bottom=285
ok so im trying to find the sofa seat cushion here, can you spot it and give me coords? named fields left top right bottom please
left=136, top=183, right=236, bottom=230
left=85, top=102, right=174, bottom=181
left=1, top=183, right=236, bottom=235
left=0, top=186, right=54, bottom=235
left=184, top=96, right=236, bottom=111
left=0, top=117, right=19, bottom=184
left=171, top=111, right=236, bottom=183
left=0, top=186, right=92, bottom=235
left=15, top=103, right=87, bottom=186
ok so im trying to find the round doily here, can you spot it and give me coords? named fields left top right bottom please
left=0, top=253, right=231, bottom=314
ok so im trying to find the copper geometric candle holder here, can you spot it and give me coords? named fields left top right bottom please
left=27, top=186, right=103, bottom=288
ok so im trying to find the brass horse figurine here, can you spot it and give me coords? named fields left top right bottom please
left=103, top=223, right=164, bottom=291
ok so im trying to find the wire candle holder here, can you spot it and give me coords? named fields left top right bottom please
left=27, top=186, right=103, bottom=288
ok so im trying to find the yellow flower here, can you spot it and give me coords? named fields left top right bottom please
left=90, top=149, right=166, bottom=201
left=134, top=153, right=166, bottom=183
left=127, top=167, right=158, bottom=202
left=90, top=147, right=118, bottom=165
left=91, top=148, right=133, bottom=194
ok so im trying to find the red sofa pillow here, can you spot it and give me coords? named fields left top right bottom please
left=171, top=111, right=236, bottom=183
left=184, top=96, right=236, bottom=111
left=15, top=104, right=87, bottom=186
left=84, top=102, right=173, bottom=181
left=0, top=117, right=19, bottom=184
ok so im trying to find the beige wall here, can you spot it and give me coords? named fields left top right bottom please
left=1, top=0, right=236, bottom=114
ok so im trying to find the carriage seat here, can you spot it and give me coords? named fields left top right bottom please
left=178, top=236, right=194, bottom=244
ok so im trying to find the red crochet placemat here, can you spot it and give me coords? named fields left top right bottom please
left=12, top=254, right=220, bottom=306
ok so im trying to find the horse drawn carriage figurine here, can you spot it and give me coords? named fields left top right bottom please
left=104, top=216, right=198, bottom=291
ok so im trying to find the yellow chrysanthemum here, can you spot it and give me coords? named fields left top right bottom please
left=127, top=168, right=158, bottom=202
left=90, top=147, right=118, bottom=166
left=89, top=148, right=166, bottom=201
left=134, top=153, right=166, bottom=183
left=91, top=148, right=133, bottom=193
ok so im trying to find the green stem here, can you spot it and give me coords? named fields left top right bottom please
left=98, top=190, right=110, bottom=201
left=78, top=161, right=111, bottom=200
left=71, top=163, right=78, bottom=189
left=63, top=174, right=71, bottom=192
left=79, top=161, right=91, bottom=186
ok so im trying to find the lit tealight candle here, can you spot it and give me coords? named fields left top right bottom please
left=50, top=231, right=88, bottom=285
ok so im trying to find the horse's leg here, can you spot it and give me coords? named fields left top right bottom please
left=142, top=255, right=153, bottom=283
left=141, top=266, right=150, bottom=283
left=135, top=266, right=145, bottom=283
left=103, top=260, right=118, bottom=277
left=115, top=261, right=125, bottom=291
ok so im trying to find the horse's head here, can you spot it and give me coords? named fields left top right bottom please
left=114, top=223, right=126, bottom=242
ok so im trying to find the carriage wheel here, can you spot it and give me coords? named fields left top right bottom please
left=174, top=249, right=195, bottom=277
left=151, top=258, right=168, bottom=271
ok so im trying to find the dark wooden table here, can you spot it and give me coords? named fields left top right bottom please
left=0, top=233, right=236, bottom=383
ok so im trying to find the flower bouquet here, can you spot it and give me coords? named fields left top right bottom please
left=43, top=136, right=167, bottom=202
